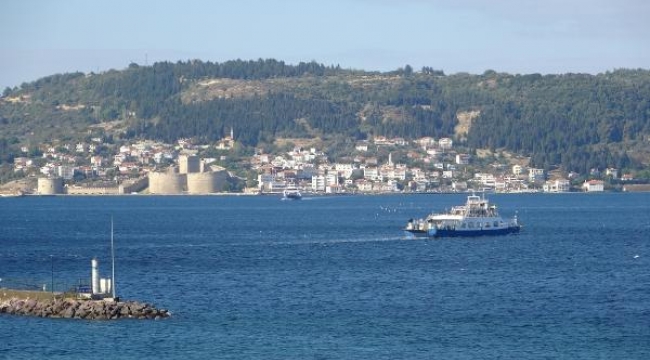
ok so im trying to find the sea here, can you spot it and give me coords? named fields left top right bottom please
left=0, top=193, right=649, bottom=360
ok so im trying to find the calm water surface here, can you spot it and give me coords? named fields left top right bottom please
left=1, top=193, right=649, bottom=359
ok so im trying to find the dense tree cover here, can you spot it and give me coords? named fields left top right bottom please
left=0, top=138, right=17, bottom=164
left=464, top=70, right=650, bottom=172
left=1, top=60, right=650, bottom=173
left=134, top=93, right=359, bottom=145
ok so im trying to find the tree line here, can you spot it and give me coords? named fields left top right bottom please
left=1, top=60, right=649, bottom=174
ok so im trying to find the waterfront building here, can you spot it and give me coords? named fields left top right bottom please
left=583, top=180, right=604, bottom=192
left=543, top=179, right=571, bottom=193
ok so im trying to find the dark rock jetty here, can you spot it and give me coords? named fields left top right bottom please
left=0, top=297, right=170, bottom=320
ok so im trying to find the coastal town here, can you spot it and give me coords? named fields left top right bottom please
left=2, top=128, right=638, bottom=197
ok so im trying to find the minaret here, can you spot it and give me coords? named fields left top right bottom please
left=230, top=127, right=234, bottom=140
left=388, top=152, right=393, bottom=167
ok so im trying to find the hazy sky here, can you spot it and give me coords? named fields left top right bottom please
left=1, top=0, right=649, bottom=89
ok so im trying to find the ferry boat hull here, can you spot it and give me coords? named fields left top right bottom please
left=406, top=226, right=520, bottom=238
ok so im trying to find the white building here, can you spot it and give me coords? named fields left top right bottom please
left=393, top=166, right=407, bottom=180
left=355, top=179, right=373, bottom=192
left=312, top=175, right=326, bottom=192
left=410, top=168, right=426, bottom=181
left=528, top=168, right=545, bottom=182
left=119, top=145, right=131, bottom=154
left=426, top=148, right=440, bottom=157
left=324, top=173, right=339, bottom=193
left=455, top=154, right=470, bottom=165
left=75, top=143, right=88, bottom=153
left=334, top=163, right=354, bottom=179
left=474, top=173, right=496, bottom=188
left=257, top=174, right=275, bottom=192
left=363, top=167, right=379, bottom=181
left=90, top=156, right=103, bottom=167
left=415, top=137, right=437, bottom=149
left=439, top=138, right=453, bottom=150
left=606, top=168, right=618, bottom=179
left=495, top=178, right=507, bottom=192
left=583, top=180, right=604, bottom=192
left=543, top=179, right=571, bottom=193
left=56, top=165, right=75, bottom=180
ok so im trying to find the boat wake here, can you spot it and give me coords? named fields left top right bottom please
left=260, top=235, right=405, bottom=247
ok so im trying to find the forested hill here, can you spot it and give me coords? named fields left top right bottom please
left=1, top=59, right=650, bottom=173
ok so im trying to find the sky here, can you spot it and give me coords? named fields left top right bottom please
left=1, top=0, right=649, bottom=89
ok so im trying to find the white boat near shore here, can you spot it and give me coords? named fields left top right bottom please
left=282, top=188, right=302, bottom=200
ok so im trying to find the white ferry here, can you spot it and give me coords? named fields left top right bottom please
left=405, top=193, right=520, bottom=238
left=282, top=188, right=302, bottom=200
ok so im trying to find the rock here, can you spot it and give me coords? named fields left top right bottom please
left=76, top=307, right=90, bottom=319
left=62, top=306, right=76, bottom=319
left=129, top=302, right=146, bottom=313
left=52, top=300, right=65, bottom=314
left=25, top=299, right=37, bottom=310
left=12, top=299, right=25, bottom=311
left=0, top=296, right=170, bottom=320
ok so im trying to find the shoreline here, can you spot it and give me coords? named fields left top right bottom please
left=2, top=188, right=647, bottom=197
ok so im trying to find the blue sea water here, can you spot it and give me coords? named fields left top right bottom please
left=0, top=193, right=649, bottom=359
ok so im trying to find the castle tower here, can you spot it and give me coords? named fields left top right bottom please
left=179, top=154, right=200, bottom=174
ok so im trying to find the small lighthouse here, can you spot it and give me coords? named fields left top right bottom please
left=81, top=218, right=118, bottom=301
left=91, top=257, right=100, bottom=295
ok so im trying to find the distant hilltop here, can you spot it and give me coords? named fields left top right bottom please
left=1, top=59, right=650, bottom=176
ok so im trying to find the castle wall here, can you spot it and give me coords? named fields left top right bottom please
left=186, top=170, right=229, bottom=194
left=37, top=177, right=64, bottom=195
left=148, top=172, right=186, bottom=194
left=186, top=172, right=217, bottom=194
left=66, top=186, right=120, bottom=195
left=120, top=177, right=149, bottom=194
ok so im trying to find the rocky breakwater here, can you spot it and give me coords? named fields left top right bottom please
left=0, top=297, right=171, bottom=320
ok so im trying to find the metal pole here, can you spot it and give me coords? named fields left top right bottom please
left=50, top=255, right=53, bottom=294
left=111, top=216, right=116, bottom=298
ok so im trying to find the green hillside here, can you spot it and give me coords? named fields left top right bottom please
left=1, top=59, right=650, bottom=173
